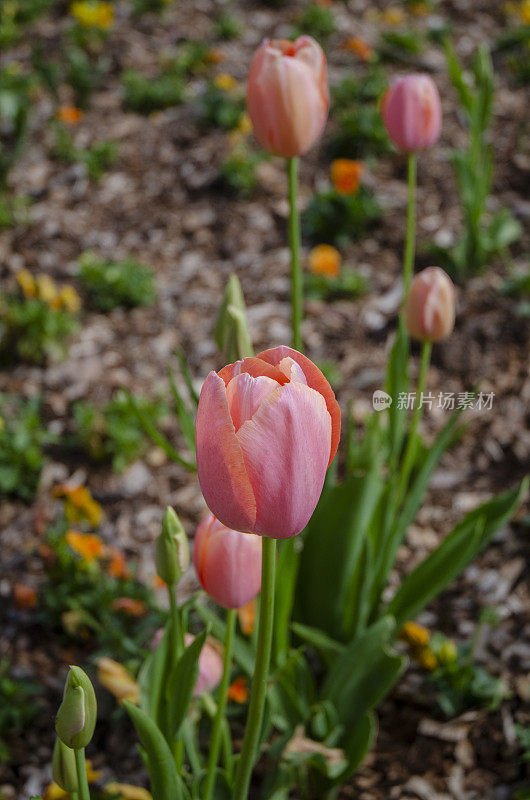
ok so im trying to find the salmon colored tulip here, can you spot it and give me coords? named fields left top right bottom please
left=381, top=74, right=442, bottom=153
left=195, top=346, right=340, bottom=539
left=194, top=513, right=262, bottom=609
left=185, top=634, right=224, bottom=697
left=246, top=36, right=329, bottom=158
left=405, top=267, right=455, bottom=342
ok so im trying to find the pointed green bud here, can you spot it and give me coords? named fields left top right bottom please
left=52, top=737, right=78, bottom=792
left=55, top=666, right=97, bottom=749
left=155, top=507, right=190, bottom=586
left=214, top=274, right=253, bottom=361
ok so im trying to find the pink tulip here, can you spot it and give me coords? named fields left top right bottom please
left=381, top=74, right=442, bottom=153
left=405, top=267, right=455, bottom=342
left=194, top=513, right=262, bottom=609
left=246, top=36, right=329, bottom=158
left=195, top=346, right=341, bottom=539
left=185, top=634, right=224, bottom=698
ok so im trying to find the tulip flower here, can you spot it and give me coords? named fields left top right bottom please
left=55, top=666, right=97, bottom=750
left=246, top=36, right=329, bottom=158
left=381, top=74, right=442, bottom=153
left=194, top=513, right=262, bottom=609
left=405, top=267, right=455, bottom=342
left=195, top=346, right=340, bottom=539
left=185, top=634, right=224, bottom=697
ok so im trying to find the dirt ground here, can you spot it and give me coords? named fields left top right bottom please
left=0, top=0, right=529, bottom=797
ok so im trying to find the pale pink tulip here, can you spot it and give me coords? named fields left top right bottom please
left=195, top=346, right=340, bottom=539
left=381, top=74, right=442, bottom=153
left=246, top=36, right=329, bottom=157
left=185, top=634, right=224, bottom=698
left=194, top=513, right=262, bottom=609
left=405, top=267, right=455, bottom=342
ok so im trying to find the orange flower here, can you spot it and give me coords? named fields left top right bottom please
left=206, top=48, right=226, bottom=64
left=237, top=598, right=256, bottom=635
left=341, top=36, right=374, bottom=61
left=308, top=244, right=342, bottom=279
left=108, top=548, right=131, bottom=580
left=16, top=268, right=36, bottom=299
left=13, top=583, right=38, bottom=609
left=112, top=598, right=147, bottom=617
left=57, top=106, right=83, bottom=125
left=400, top=620, right=430, bottom=648
left=66, top=530, right=104, bottom=562
left=228, top=676, right=249, bottom=703
left=54, top=483, right=103, bottom=528
left=330, top=158, right=364, bottom=195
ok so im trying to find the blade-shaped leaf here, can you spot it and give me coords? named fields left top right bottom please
left=167, top=629, right=208, bottom=739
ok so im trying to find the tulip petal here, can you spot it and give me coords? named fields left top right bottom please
left=226, top=373, right=279, bottom=431
left=236, top=382, right=331, bottom=538
left=219, top=357, right=289, bottom=386
left=196, top=372, right=256, bottom=533
left=257, top=346, right=341, bottom=465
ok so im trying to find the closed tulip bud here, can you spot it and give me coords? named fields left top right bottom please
left=194, top=512, right=262, bottom=609
left=56, top=666, right=97, bottom=749
left=155, top=507, right=190, bottom=586
left=405, top=267, right=455, bottom=342
left=185, top=633, right=224, bottom=697
left=195, top=346, right=341, bottom=539
left=214, top=274, right=253, bottom=362
left=381, top=74, right=442, bottom=153
left=52, top=738, right=78, bottom=793
left=246, top=36, right=329, bottom=158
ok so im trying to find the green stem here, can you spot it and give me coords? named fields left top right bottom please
left=287, top=156, right=303, bottom=351
left=203, top=608, right=236, bottom=800
left=74, top=748, right=90, bottom=800
left=396, top=339, right=432, bottom=503
left=232, top=537, right=277, bottom=800
left=403, top=153, right=417, bottom=295
left=167, top=585, right=184, bottom=776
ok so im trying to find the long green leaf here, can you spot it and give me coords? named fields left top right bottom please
left=168, top=364, right=196, bottom=452
left=167, top=629, right=208, bottom=739
left=125, top=389, right=196, bottom=471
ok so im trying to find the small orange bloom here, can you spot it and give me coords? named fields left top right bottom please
left=57, top=106, right=83, bottom=125
left=54, top=483, right=103, bottom=528
left=237, top=598, right=256, bottom=636
left=108, top=548, right=131, bottom=580
left=308, top=244, right=342, bottom=279
left=341, top=36, right=374, bottom=62
left=206, top=48, right=226, bottom=64
left=112, top=598, right=147, bottom=617
left=330, top=158, right=364, bottom=195
left=13, top=583, right=38, bottom=609
left=228, top=676, right=249, bottom=703
left=153, top=574, right=166, bottom=589
left=66, top=530, right=104, bottom=562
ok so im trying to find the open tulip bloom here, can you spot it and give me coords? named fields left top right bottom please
left=195, top=346, right=341, bottom=540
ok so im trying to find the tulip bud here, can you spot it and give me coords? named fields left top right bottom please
left=246, top=36, right=329, bottom=158
left=194, top=513, right=262, bottom=609
left=56, top=666, right=97, bottom=749
left=381, top=74, right=442, bottom=153
left=52, top=738, right=78, bottom=793
left=185, top=634, right=224, bottom=698
left=155, top=507, right=190, bottom=586
left=214, top=274, right=253, bottom=362
left=404, top=267, right=455, bottom=342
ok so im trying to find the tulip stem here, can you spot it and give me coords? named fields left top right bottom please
left=203, top=608, right=236, bottom=800
left=396, top=339, right=432, bottom=503
left=74, top=747, right=90, bottom=800
left=403, top=153, right=417, bottom=296
left=287, top=156, right=303, bottom=351
left=233, top=537, right=277, bottom=800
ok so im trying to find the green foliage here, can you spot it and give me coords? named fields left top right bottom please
left=122, top=68, right=185, bottom=114
left=331, top=67, right=388, bottom=111
left=0, top=293, right=79, bottom=365
left=495, top=25, right=530, bottom=86
left=79, top=251, right=156, bottom=311
left=65, top=43, right=110, bottom=109
left=305, top=268, right=369, bottom=301
left=379, top=28, right=426, bottom=60
left=0, top=65, right=34, bottom=189
left=0, top=659, right=43, bottom=762
left=429, top=42, right=521, bottom=278
left=73, top=389, right=166, bottom=472
left=0, top=394, right=50, bottom=502
left=291, top=2, right=336, bottom=40
left=52, top=122, right=118, bottom=181
left=0, top=0, right=48, bottom=47
left=41, top=517, right=162, bottom=665
left=219, top=146, right=265, bottom=198
left=502, top=266, right=530, bottom=317
left=214, top=11, right=242, bottom=40
left=303, top=186, right=382, bottom=247
left=327, top=105, right=392, bottom=159
left=200, top=80, right=245, bottom=131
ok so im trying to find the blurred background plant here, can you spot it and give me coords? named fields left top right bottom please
left=0, top=659, right=43, bottom=763
left=0, top=394, right=51, bottom=502
left=78, top=252, right=156, bottom=311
